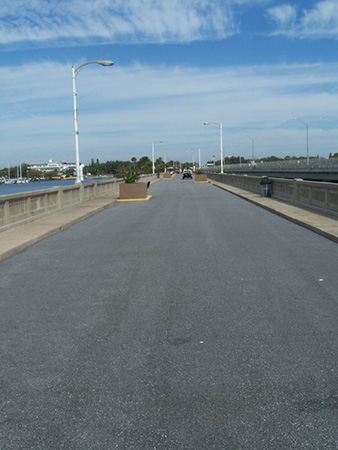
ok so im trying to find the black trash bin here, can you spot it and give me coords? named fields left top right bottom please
left=260, top=177, right=272, bottom=197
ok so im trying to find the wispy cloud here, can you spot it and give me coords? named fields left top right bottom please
left=301, top=0, right=338, bottom=37
left=1, top=1, right=337, bottom=51
left=0, top=60, right=336, bottom=164
left=267, top=4, right=297, bottom=31
left=268, top=1, right=338, bottom=38
left=0, top=0, right=238, bottom=48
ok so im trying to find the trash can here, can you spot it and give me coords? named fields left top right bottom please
left=157, top=173, right=160, bottom=179
left=260, top=177, right=272, bottom=197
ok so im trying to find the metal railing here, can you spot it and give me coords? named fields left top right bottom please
left=204, top=157, right=338, bottom=173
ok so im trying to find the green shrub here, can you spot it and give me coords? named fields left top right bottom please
left=123, top=171, right=140, bottom=183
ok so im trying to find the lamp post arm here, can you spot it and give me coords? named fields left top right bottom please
left=297, top=118, right=307, bottom=127
left=74, top=61, right=114, bottom=77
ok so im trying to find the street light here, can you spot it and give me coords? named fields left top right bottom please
left=246, top=134, right=260, bottom=162
left=191, top=148, right=201, bottom=170
left=72, top=60, right=114, bottom=183
left=204, top=122, right=223, bottom=173
left=293, top=117, right=320, bottom=166
left=152, top=141, right=164, bottom=174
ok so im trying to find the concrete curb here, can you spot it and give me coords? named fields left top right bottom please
left=210, top=181, right=338, bottom=244
left=0, top=196, right=118, bottom=262
left=116, top=195, right=152, bottom=202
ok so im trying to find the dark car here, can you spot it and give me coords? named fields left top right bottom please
left=182, top=169, right=193, bottom=179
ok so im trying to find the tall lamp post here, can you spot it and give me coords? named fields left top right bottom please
left=152, top=141, right=164, bottom=174
left=293, top=117, right=320, bottom=166
left=204, top=122, right=223, bottom=173
left=191, top=148, right=201, bottom=170
left=72, top=60, right=114, bottom=183
left=246, top=134, right=260, bottom=162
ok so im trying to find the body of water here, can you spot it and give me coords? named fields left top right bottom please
left=0, top=178, right=113, bottom=196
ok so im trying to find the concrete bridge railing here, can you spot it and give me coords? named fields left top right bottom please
left=0, top=174, right=159, bottom=231
left=208, top=173, right=338, bottom=219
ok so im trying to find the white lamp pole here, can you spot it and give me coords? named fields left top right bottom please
left=204, top=122, right=223, bottom=173
left=191, top=148, right=201, bottom=169
left=293, top=117, right=320, bottom=166
left=246, top=135, right=260, bottom=162
left=152, top=141, right=164, bottom=174
left=72, top=60, right=114, bottom=183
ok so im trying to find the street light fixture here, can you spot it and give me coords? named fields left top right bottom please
left=72, top=60, right=114, bottom=183
left=152, top=141, right=164, bottom=174
left=204, top=122, right=223, bottom=173
left=293, top=117, right=321, bottom=166
left=246, top=134, right=260, bottom=162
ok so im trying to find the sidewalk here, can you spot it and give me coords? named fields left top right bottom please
left=210, top=180, right=338, bottom=244
left=1, top=181, right=337, bottom=262
left=0, top=192, right=119, bottom=262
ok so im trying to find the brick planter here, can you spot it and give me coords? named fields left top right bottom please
left=119, top=182, right=148, bottom=199
left=163, top=173, right=171, bottom=179
left=194, top=174, right=208, bottom=182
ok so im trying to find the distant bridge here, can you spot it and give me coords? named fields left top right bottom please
left=204, top=158, right=338, bottom=182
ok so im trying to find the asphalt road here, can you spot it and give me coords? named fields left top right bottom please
left=1, top=176, right=337, bottom=450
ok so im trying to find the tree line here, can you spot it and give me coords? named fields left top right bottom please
left=85, top=156, right=182, bottom=177
left=1, top=153, right=337, bottom=179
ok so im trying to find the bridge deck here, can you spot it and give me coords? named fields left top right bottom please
left=0, top=176, right=337, bottom=262
left=1, top=175, right=337, bottom=449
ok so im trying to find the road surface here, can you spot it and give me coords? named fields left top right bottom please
left=1, top=176, right=337, bottom=449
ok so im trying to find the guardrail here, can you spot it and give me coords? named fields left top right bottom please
left=208, top=173, right=338, bottom=219
left=0, top=175, right=158, bottom=231
left=204, top=157, right=338, bottom=173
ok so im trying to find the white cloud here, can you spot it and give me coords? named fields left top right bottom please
left=0, top=60, right=336, bottom=165
left=268, top=1, right=338, bottom=38
left=0, top=0, right=237, bottom=47
left=267, top=4, right=297, bottom=30
left=301, top=0, right=338, bottom=37
left=2, top=0, right=337, bottom=48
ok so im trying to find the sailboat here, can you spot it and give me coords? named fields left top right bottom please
left=4, top=165, right=14, bottom=184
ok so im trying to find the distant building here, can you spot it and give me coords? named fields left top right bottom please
left=28, top=159, right=76, bottom=173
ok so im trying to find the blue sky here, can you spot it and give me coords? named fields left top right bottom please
left=0, top=0, right=337, bottom=166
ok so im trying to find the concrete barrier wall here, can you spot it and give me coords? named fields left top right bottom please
left=0, top=174, right=159, bottom=231
left=208, top=173, right=338, bottom=219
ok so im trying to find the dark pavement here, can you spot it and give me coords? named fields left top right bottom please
left=1, top=176, right=337, bottom=449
